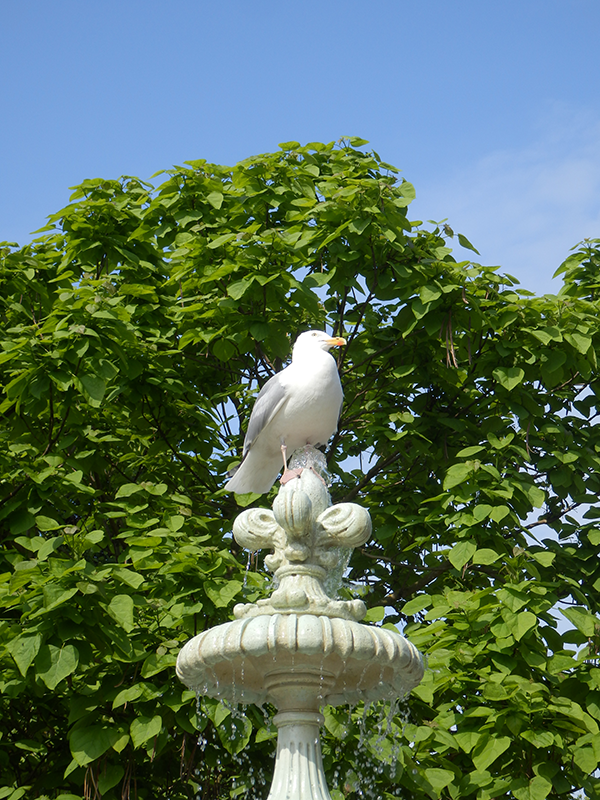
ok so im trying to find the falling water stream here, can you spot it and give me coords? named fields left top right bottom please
left=193, top=691, right=414, bottom=800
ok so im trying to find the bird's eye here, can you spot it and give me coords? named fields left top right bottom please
left=312, top=332, right=318, bottom=337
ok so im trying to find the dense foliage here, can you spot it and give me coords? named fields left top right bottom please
left=1, top=138, right=600, bottom=800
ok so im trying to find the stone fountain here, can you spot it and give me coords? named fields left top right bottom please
left=176, top=451, right=424, bottom=799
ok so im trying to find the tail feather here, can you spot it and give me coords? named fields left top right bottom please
left=224, top=450, right=282, bottom=494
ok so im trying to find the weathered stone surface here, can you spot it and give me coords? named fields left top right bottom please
left=232, top=465, right=372, bottom=621
left=176, top=450, right=424, bottom=800
left=176, top=612, right=424, bottom=707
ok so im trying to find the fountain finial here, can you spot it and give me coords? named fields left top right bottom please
left=232, top=449, right=371, bottom=621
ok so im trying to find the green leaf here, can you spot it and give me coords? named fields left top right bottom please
left=547, top=653, right=577, bottom=674
left=493, top=366, right=525, bottom=391
left=206, top=191, right=223, bottom=210
left=250, top=322, right=271, bottom=342
left=63, top=469, right=84, bottom=486
left=115, top=483, right=144, bottom=498
left=211, top=701, right=230, bottom=727
left=9, top=509, right=35, bottom=534
left=207, top=232, right=236, bottom=249
left=304, top=272, right=330, bottom=288
left=38, top=535, right=64, bottom=561
left=112, top=685, right=145, bottom=708
left=112, top=732, right=130, bottom=753
left=0, top=790, right=28, bottom=800
left=489, top=505, right=510, bottom=523
left=323, top=707, right=349, bottom=740
left=487, top=432, right=514, bottom=449
left=130, top=715, right=162, bottom=748
left=402, top=595, right=432, bottom=615
left=511, top=611, right=537, bottom=641
left=205, top=579, right=243, bottom=608
left=227, top=279, right=251, bottom=301
left=497, top=587, right=529, bottom=612
left=565, top=332, right=592, bottom=353
left=363, top=605, right=385, bottom=622
left=141, top=652, right=177, bottom=678
left=113, top=567, right=145, bottom=589
left=215, top=709, right=252, bottom=755
left=573, top=746, right=598, bottom=772
left=36, top=644, right=79, bottom=689
left=425, top=768, right=454, bottom=791
left=527, top=485, right=545, bottom=508
left=521, top=730, right=554, bottom=748
left=454, top=731, right=482, bottom=753
left=108, top=594, right=135, bottom=631
left=449, top=541, right=477, bottom=570
left=349, top=217, right=370, bottom=235
left=399, top=180, right=415, bottom=200
left=530, top=329, right=554, bottom=345
left=472, top=735, right=511, bottom=771
left=512, top=775, right=553, bottom=800
left=420, top=285, right=442, bottom=304
left=166, top=514, right=185, bottom=532
left=70, top=725, right=118, bottom=766
left=79, top=373, right=106, bottom=403
left=213, top=338, right=236, bottom=362
left=6, top=634, right=43, bottom=676
left=531, top=550, right=555, bottom=567
left=112, top=682, right=162, bottom=708
left=456, top=445, right=485, bottom=458
left=561, top=606, right=597, bottom=637
left=145, top=482, right=168, bottom=496
left=410, top=298, right=430, bottom=320
left=588, top=530, right=600, bottom=546
left=473, top=548, right=500, bottom=565
left=457, top=232, right=480, bottom=254
left=443, top=463, right=472, bottom=490
left=40, top=585, right=78, bottom=614
left=98, top=765, right=125, bottom=794
left=35, top=515, right=61, bottom=531
left=483, top=682, right=509, bottom=701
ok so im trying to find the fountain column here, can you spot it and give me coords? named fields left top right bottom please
left=268, top=712, right=330, bottom=800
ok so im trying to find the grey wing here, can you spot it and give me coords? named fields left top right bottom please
left=242, top=375, right=288, bottom=456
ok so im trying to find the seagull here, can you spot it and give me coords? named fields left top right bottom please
left=224, top=330, right=346, bottom=494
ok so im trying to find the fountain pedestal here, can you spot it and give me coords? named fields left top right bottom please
left=176, top=456, right=424, bottom=799
left=268, top=711, right=330, bottom=800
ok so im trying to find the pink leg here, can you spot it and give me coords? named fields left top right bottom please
left=309, top=466, right=329, bottom=487
left=279, top=441, right=302, bottom=485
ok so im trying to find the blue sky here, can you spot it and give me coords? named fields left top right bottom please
left=2, top=0, right=599, bottom=294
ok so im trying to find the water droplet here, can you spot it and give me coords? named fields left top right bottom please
left=243, top=550, right=254, bottom=589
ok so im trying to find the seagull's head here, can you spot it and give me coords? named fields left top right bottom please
left=293, top=330, right=347, bottom=357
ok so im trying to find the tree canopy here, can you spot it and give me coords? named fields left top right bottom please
left=1, top=138, right=600, bottom=800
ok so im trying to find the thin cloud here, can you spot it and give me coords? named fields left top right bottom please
left=414, top=103, right=600, bottom=295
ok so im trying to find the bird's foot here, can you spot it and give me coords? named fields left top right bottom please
left=280, top=467, right=303, bottom=485
left=279, top=466, right=328, bottom=487
left=308, top=466, right=329, bottom=487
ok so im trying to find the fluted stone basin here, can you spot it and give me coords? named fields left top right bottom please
left=177, top=612, right=424, bottom=708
